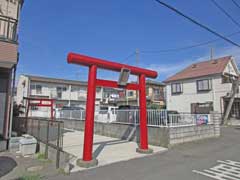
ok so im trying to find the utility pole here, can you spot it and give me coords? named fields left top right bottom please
left=210, top=47, right=214, bottom=60
left=210, top=47, right=215, bottom=111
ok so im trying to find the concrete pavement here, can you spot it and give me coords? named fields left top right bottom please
left=63, top=129, right=167, bottom=172
left=49, top=126, right=240, bottom=180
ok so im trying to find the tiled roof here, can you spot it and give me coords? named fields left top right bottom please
left=164, top=56, right=233, bottom=83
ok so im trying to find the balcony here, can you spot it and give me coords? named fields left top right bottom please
left=153, top=94, right=164, bottom=101
left=0, top=15, right=18, bottom=43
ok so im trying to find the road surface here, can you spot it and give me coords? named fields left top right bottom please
left=49, top=126, right=240, bottom=180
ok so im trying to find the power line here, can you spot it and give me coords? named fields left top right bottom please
left=211, top=0, right=240, bottom=28
left=231, top=0, right=240, bottom=10
left=122, top=51, right=136, bottom=62
left=123, top=31, right=240, bottom=59
left=141, top=31, right=240, bottom=54
left=154, top=0, right=240, bottom=48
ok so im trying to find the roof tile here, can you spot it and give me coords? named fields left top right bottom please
left=164, top=56, right=232, bottom=83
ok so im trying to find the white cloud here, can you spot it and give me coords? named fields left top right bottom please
left=146, top=46, right=240, bottom=80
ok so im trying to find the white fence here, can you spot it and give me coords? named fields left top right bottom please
left=55, top=109, right=211, bottom=128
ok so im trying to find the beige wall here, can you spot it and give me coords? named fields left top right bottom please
left=125, top=83, right=165, bottom=106
left=0, top=0, right=23, bottom=67
left=0, top=0, right=21, bottom=19
left=0, top=41, right=18, bottom=67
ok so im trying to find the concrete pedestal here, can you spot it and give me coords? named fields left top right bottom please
left=77, top=158, right=98, bottom=168
left=136, top=148, right=153, bottom=154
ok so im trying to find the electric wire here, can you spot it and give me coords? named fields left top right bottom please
left=154, top=0, right=240, bottom=48
left=211, top=0, right=240, bottom=28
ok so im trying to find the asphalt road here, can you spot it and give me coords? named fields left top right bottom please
left=49, top=126, right=240, bottom=180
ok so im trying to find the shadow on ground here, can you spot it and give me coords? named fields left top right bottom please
left=0, top=156, right=17, bottom=178
left=93, top=139, right=131, bottom=158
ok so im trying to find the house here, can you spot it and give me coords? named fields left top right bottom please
left=117, top=80, right=166, bottom=108
left=164, top=56, right=240, bottom=118
left=0, top=0, right=24, bottom=150
left=16, top=75, right=104, bottom=117
left=101, top=87, right=123, bottom=105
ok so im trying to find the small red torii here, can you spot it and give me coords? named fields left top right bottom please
left=67, top=53, right=158, bottom=167
left=24, top=97, right=55, bottom=120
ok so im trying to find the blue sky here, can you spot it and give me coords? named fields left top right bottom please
left=17, top=0, right=240, bottom=82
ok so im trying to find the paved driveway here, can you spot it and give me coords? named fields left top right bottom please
left=62, top=129, right=167, bottom=172
left=50, top=126, right=240, bottom=180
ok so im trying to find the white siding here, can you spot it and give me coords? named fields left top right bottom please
left=16, top=75, right=29, bottom=104
left=166, top=75, right=234, bottom=113
left=16, top=75, right=104, bottom=108
left=167, top=78, right=213, bottom=113
left=166, top=61, right=239, bottom=113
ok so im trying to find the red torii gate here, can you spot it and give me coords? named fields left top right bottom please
left=67, top=53, right=158, bottom=167
left=24, top=97, right=55, bottom=121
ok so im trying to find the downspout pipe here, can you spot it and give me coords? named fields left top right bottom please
left=8, top=64, right=17, bottom=139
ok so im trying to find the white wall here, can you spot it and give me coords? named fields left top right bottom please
left=16, top=75, right=29, bottom=104
left=16, top=75, right=104, bottom=107
left=166, top=75, right=233, bottom=113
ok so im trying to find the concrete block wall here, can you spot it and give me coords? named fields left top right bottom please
left=169, top=111, right=221, bottom=145
left=169, top=125, right=216, bottom=145
left=63, top=120, right=170, bottom=147
left=211, top=111, right=221, bottom=137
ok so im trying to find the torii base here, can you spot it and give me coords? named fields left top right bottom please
left=136, top=148, right=153, bottom=154
left=77, top=158, right=98, bottom=168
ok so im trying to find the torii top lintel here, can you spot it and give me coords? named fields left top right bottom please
left=67, top=53, right=158, bottom=78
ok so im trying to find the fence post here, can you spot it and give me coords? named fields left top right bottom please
left=45, top=120, right=50, bottom=159
left=169, top=115, right=172, bottom=127
left=56, top=122, right=61, bottom=169
left=37, top=120, right=40, bottom=140
left=31, top=119, right=33, bottom=135
left=165, top=110, right=168, bottom=127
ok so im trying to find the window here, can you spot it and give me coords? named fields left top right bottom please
left=31, top=106, right=38, bottom=111
left=36, top=85, right=42, bottom=94
left=128, top=91, right=134, bottom=97
left=171, top=83, right=182, bottom=94
left=30, top=84, right=35, bottom=90
left=197, top=79, right=211, bottom=92
left=96, top=87, right=101, bottom=93
left=56, top=87, right=62, bottom=99
left=146, top=87, right=149, bottom=96
left=222, top=76, right=231, bottom=83
left=153, top=88, right=160, bottom=95
left=79, top=87, right=87, bottom=93
left=71, top=86, right=80, bottom=92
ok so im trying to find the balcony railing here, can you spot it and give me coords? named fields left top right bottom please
left=0, top=15, right=18, bottom=43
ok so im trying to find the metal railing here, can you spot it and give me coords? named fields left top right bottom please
left=56, top=109, right=85, bottom=120
left=0, top=15, right=18, bottom=42
left=47, top=108, right=212, bottom=128
left=26, top=117, right=64, bottom=168
left=94, top=110, right=211, bottom=127
left=55, top=109, right=211, bottom=127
